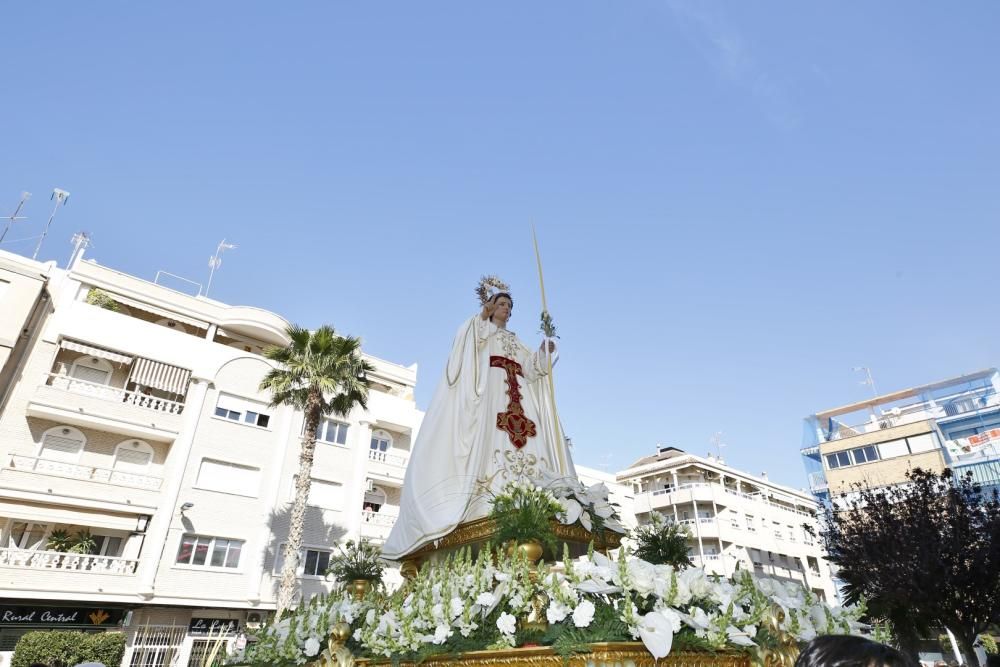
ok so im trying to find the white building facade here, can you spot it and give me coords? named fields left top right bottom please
left=0, top=249, right=422, bottom=666
left=617, top=446, right=837, bottom=602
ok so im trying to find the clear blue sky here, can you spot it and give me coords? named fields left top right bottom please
left=4, top=2, right=999, bottom=490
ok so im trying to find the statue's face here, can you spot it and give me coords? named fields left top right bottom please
left=492, top=295, right=512, bottom=326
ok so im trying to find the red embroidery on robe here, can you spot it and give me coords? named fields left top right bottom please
left=489, top=355, right=537, bottom=449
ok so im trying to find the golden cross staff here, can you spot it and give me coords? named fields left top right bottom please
left=532, top=225, right=568, bottom=475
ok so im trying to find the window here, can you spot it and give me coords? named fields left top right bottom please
left=38, top=426, right=85, bottom=462
left=308, top=479, right=343, bottom=509
left=370, top=431, right=392, bottom=453
left=197, top=459, right=261, bottom=497
left=907, top=433, right=938, bottom=454
left=745, top=515, right=756, bottom=532
left=315, top=419, right=349, bottom=445
left=878, top=438, right=910, bottom=459
left=825, top=451, right=852, bottom=469
left=93, top=534, right=124, bottom=557
left=214, top=393, right=271, bottom=428
left=113, top=440, right=154, bottom=472
left=176, top=534, right=243, bottom=569
left=69, top=355, right=114, bottom=385
left=274, top=545, right=332, bottom=578
left=850, top=445, right=879, bottom=465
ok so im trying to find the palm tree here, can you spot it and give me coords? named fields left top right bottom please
left=260, top=324, right=374, bottom=617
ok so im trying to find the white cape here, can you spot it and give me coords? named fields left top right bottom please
left=383, top=314, right=575, bottom=560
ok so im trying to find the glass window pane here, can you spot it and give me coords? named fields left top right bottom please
left=315, top=422, right=325, bottom=441
left=211, top=539, right=229, bottom=567
left=837, top=452, right=852, bottom=467
left=851, top=448, right=866, bottom=464
left=304, top=550, right=319, bottom=575
left=825, top=454, right=839, bottom=469
left=177, top=535, right=195, bottom=564
left=214, top=407, right=228, bottom=418
left=864, top=446, right=878, bottom=461
left=225, top=541, right=242, bottom=568
left=244, top=411, right=258, bottom=424
left=192, top=539, right=209, bottom=566
left=106, top=536, right=123, bottom=557
left=257, top=414, right=270, bottom=428
left=370, top=438, right=378, bottom=450
left=336, top=425, right=347, bottom=445
left=316, top=551, right=330, bottom=574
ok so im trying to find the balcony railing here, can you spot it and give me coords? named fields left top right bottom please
left=368, top=450, right=408, bottom=467
left=0, top=547, right=139, bottom=574
left=8, top=453, right=163, bottom=490
left=44, top=373, right=184, bottom=415
left=361, top=510, right=397, bottom=528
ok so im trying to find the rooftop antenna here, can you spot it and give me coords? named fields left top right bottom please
left=710, top=431, right=727, bottom=462
left=68, top=232, right=91, bottom=267
left=32, top=188, right=70, bottom=260
left=853, top=366, right=880, bottom=416
left=205, top=239, right=236, bottom=297
left=0, top=192, right=31, bottom=244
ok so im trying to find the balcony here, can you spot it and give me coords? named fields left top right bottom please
left=0, top=547, right=138, bottom=574
left=366, top=449, right=408, bottom=487
left=7, top=453, right=163, bottom=491
left=28, top=373, right=184, bottom=441
left=359, top=510, right=397, bottom=542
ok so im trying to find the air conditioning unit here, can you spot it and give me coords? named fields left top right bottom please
left=365, top=479, right=374, bottom=493
left=246, top=612, right=264, bottom=629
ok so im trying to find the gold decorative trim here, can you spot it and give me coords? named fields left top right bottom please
left=355, top=645, right=750, bottom=667
left=404, top=518, right=622, bottom=560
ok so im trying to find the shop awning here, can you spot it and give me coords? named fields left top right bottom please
left=60, top=341, right=132, bottom=365
left=129, top=358, right=192, bottom=396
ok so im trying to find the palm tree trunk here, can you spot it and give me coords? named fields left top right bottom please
left=275, top=390, right=323, bottom=617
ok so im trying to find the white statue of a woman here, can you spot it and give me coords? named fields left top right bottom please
left=382, top=276, right=576, bottom=560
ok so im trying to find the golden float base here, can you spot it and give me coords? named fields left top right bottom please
left=355, top=645, right=750, bottom=667
left=401, top=517, right=623, bottom=573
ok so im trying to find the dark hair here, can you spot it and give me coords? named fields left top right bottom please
left=492, top=292, right=513, bottom=308
left=794, top=636, right=918, bottom=667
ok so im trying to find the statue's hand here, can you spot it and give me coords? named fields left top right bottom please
left=481, top=299, right=498, bottom=320
left=540, top=339, right=556, bottom=354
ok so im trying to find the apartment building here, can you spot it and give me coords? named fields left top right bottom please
left=617, top=446, right=837, bottom=602
left=801, top=369, right=1000, bottom=504
left=0, top=248, right=422, bottom=666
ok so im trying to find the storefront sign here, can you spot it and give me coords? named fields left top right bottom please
left=189, top=617, right=240, bottom=636
left=0, top=605, right=126, bottom=626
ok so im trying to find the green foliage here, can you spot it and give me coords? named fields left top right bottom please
left=327, top=539, right=384, bottom=584
left=85, top=288, right=120, bottom=312
left=12, top=630, right=125, bottom=667
left=45, top=529, right=74, bottom=552
left=981, top=634, right=998, bottom=655
left=538, top=311, right=558, bottom=338
left=45, top=529, right=98, bottom=554
left=630, top=513, right=694, bottom=569
left=489, top=482, right=563, bottom=557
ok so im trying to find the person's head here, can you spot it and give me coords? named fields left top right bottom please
left=794, top=636, right=918, bottom=667
left=490, top=293, right=513, bottom=327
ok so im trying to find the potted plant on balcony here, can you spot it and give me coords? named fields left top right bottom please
left=327, top=539, right=384, bottom=600
left=45, top=530, right=75, bottom=553
left=489, top=481, right=564, bottom=561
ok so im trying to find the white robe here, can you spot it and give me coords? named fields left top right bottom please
left=382, top=314, right=576, bottom=560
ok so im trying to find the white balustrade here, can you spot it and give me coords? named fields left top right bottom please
left=367, top=449, right=408, bottom=467
left=8, top=453, right=163, bottom=490
left=0, top=547, right=138, bottom=574
left=44, top=373, right=184, bottom=415
left=360, top=510, right=398, bottom=528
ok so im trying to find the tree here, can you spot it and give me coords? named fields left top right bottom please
left=820, top=468, right=1000, bottom=666
left=260, top=325, right=373, bottom=617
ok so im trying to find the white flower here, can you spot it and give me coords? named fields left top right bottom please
left=365, top=608, right=376, bottom=625
left=304, top=637, right=321, bottom=656
left=637, top=611, right=675, bottom=659
left=497, top=611, right=517, bottom=636
left=433, top=624, right=451, bottom=644
left=559, top=497, right=582, bottom=525
left=476, top=591, right=497, bottom=607
left=450, top=597, right=464, bottom=619
left=580, top=511, right=592, bottom=531
left=626, top=559, right=657, bottom=596
left=572, top=600, right=596, bottom=628
left=727, top=625, right=756, bottom=647
left=546, top=600, right=571, bottom=623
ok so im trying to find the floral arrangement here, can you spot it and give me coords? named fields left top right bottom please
left=538, top=473, right=626, bottom=538
left=236, top=547, right=864, bottom=666
left=489, top=481, right=565, bottom=556
left=629, top=512, right=694, bottom=569
left=326, top=539, right=385, bottom=584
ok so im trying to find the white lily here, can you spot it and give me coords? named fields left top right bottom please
left=636, top=611, right=675, bottom=659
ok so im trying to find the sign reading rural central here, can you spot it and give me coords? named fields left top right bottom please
left=0, top=606, right=126, bottom=626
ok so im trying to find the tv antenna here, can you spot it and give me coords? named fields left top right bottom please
left=710, top=431, right=727, bottom=461
left=852, top=366, right=878, bottom=397
left=0, top=192, right=31, bottom=244
left=32, top=188, right=70, bottom=260
left=69, top=232, right=92, bottom=267
left=205, top=239, right=236, bottom=297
